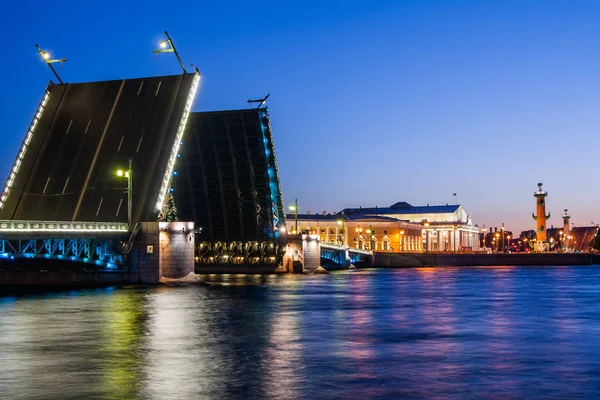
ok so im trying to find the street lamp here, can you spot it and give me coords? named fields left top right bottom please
left=495, top=232, right=500, bottom=252
left=501, top=223, right=505, bottom=252
left=336, top=218, right=345, bottom=246
left=523, top=237, right=528, bottom=252
left=507, top=235, right=511, bottom=252
left=400, top=230, right=405, bottom=252
left=424, top=222, right=430, bottom=253
left=116, top=158, right=132, bottom=226
left=153, top=31, right=188, bottom=73
left=481, top=228, right=487, bottom=250
left=558, top=231, right=564, bottom=251
left=35, top=44, right=67, bottom=84
left=288, top=199, right=298, bottom=234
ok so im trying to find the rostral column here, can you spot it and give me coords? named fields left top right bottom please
left=532, top=183, right=550, bottom=245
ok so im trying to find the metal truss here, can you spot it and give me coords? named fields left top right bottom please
left=321, top=247, right=346, bottom=265
left=320, top=243, right=373, bottom=265
left=0, top=237, right=127, bottom=268
left=196, top=240, right=285, bottom=266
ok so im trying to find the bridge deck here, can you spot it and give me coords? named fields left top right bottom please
left=0, top=73, right=199, bottom=224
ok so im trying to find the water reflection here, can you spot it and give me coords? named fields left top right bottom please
left=2, top=267, right=600, bottom=399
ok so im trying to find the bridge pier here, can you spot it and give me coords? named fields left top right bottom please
left=129, top=222, right=195, bottom=283
left=281, top=234, right=322, bottom=273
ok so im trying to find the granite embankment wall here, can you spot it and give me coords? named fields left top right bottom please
left=374, top=252, right=600, bottom=267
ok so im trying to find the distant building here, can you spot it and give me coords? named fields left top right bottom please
left=286, top=212, right=422, bottom=252
left=341, top=202, right=482, bottom=252
left=520, top=226, right=599, bottom=252
left=287, top=201, right=483, bottom=252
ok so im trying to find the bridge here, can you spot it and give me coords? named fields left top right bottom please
left=0, top=72, right=200, bottom=282
left=0, top=69, right=359, bottom=281
left=320, top=243, right=373, bottom=268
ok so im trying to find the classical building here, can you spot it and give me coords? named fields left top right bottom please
left=285, top=213, right=422, bottom=252
left=286, top=201, right=483, bottom=253
left=341, top=202, right=483, bottom=252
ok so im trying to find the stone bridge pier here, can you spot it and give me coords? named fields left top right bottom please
left=129, top=221, right=195, bottom=283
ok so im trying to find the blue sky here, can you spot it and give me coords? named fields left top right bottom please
left=1, top=0, right=599, bottom=233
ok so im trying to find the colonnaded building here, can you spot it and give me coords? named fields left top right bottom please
left=287, top=201, right=483, bottom=252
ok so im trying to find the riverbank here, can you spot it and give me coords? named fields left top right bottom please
left=374, top=252, right=600, bottom=267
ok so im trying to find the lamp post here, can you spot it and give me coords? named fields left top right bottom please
left=36, top=44, right=67, bottom=84
left=523, top=237, right=528, bottom=252
left=559, top=231, right=564, bottom=251
left=501, top=223, right=505, bottom=252
left=153, top=31, right=187, bottom=73
left=288, top=199, right=298, bottom=234
left=481, top=228, right=487, bottom=250
left=424, top=222, right=430, bottom=253
left=117, top=158, right=132, bottom=226
left=495, top=232, right=500, bottom=252
left=506, top=235, right=511, bottom=252
left=400, top=230, right=405, bottom=252
left=337, top=217, right=346, bottom=246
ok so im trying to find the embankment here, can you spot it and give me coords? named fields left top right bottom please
left=374, top=252, right=600, bottom=267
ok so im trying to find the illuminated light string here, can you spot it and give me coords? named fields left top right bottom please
left=0, top=91, right=50, bottom=210
left=155, top=72, right=200, bottom=212
left=0, top=253, right=120, bottom=269
left=258, top=109, right=286, bottom=236
left=0, top=227, right=128, bottom=233
left=0, top=220, right=128, bottom=233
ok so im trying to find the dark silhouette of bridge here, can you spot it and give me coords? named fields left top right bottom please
left=0, top=71, right=291, bottom=274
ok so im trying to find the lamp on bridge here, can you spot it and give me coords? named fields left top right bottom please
left=35, top=44, right=67, bottom=84
left=153, top=31, right=187, bottom=74
left=288, top=199, right=298, bottom=234
left=116, top=158, right=132, bottom=227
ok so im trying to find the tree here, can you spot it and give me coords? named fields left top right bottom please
left=590, top=233, right=600, bottom=252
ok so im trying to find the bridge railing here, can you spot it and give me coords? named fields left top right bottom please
left=0, top=220, right=128, bottom=235
left=321, top=243, right=347, bottom=251
left=321, top=243, right=373, bottom=256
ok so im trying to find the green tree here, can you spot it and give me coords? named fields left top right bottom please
left=590, top=233, right=600, bottom=252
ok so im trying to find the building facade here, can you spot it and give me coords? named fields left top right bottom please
left=287, top=201, right=483, bottom=253
left=286, top=213, right=422, bottom=252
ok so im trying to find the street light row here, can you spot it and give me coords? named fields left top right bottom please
left=36, top=31, right=190, bottom=83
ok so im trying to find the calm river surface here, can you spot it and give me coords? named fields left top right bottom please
left=2, top=266, right=600, bottom=399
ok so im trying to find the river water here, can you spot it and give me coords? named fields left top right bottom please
left=1, top=266, right=600, bottom=399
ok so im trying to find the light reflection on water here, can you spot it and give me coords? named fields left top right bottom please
left=2, top=266, right=600, bottom=399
